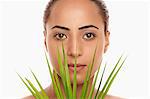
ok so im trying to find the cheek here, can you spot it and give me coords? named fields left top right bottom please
left=88, top=40, right=105, bottom=77
left=91, top=52, right=103, bottom=77
left=46, top=39, right=60, bottom=73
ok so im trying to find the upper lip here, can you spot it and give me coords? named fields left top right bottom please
left=68, top=63, right=86, bottom=67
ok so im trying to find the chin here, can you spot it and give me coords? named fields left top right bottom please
left=69, top=68, right=96, bottom=85
left=69, top=71, right=86, bottom=85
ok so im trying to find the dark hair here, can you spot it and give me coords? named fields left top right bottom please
left=43, top=0, right=109, bottom=33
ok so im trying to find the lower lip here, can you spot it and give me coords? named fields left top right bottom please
left=68, top=66, right=85, bottom=72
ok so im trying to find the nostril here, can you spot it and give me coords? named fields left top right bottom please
left=67, top=46, right=82, bottom=57
left=68, top=53, right=81, bottom=58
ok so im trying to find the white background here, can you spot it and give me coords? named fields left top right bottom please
left=0, top=0, right=150, bottom=99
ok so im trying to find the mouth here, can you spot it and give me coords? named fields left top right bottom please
left=68, top=63, right=86, bottom=72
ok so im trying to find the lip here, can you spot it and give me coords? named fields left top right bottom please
left=68, top=64, right=86, bottom=72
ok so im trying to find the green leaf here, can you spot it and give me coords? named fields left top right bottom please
left=101, top=57, right=127, bottom=98
left=45, top=52, right=61, bottom=99
left=80, top=63, right=90, bottom=99
left=25, top=78, right=43, bottom=99
left=88, top=60, right=102, bottom=99
left=80, top=42, right=98, bottom=98
left=18, top=40, right=126, bottom=99
left=17, top=73, right=36, bottom=97
left=73, top=55, right=77, bottom=99
left=98, top=55, right=125, bottom=98
left=62, top=42, right=73, bottom=98
left=57, top=46, right=68, bottom=98
left=30, top=69, right=49, bottom=99
left=94, top=63, right=107, bottom=99
left=53, top=68, right=64, bottom=99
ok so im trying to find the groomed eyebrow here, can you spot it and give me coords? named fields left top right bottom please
left=51, top=25, right=70, bottom=30
left=79, top=25, right=99, bottom=30
left=51, top=25, right=99, bottom=30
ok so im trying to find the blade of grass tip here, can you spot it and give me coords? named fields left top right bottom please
left=30, top=69, right=48, bottom=98
left=98, top=55, right=123, bottom=99
left=101, top=57, right=127, bottom=99
left=82, top=42, right=98, bottom=98
left=62, top=42, right=73, bottom=98
left=73, top=55, right=77, bottom=99
left=17, top=73, right=36, bottom=97
left=88, top=60, right=102, bottom=99
left=53, top=68, right=64, bottom=99
left=57, top=46, right=68, bottom=98
left=94, top=63, right=107, bottom=99
left=45, top=52, right=61, bottom=99
left=25, top=78, right=43, bottom=99
left=59, top=46, right=69, bottom=98
left=98, top=55, right=124, bottom=98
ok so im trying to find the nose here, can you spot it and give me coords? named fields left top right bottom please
left=67, top=39, right=82, bottom=58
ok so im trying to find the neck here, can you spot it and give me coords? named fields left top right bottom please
left=49, top=72, right=95, bottom=99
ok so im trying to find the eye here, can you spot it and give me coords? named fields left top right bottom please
left=54, top=33, right=67, bottom=40
left=83, top=32, right=96, bottom=40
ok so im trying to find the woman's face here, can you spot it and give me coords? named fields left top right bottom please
left=44, top=0, right=109, bottom=84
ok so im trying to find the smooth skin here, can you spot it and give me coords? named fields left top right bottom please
left=23, top=0, right=122, bottom=99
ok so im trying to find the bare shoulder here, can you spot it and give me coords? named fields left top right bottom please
left=22, top=86, right=51, bottom=99
left=22, top=95, right=35, bottom=99
left=105, top=94, right=125, bottom=99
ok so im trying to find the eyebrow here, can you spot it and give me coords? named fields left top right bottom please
left=79, top=25, right=99, bottom=30
left=51, top=25, right=70, bottom=30
left=51, top=25, right=99, bottom=30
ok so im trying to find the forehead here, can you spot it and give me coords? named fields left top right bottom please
left=47, top=0, right=104, bottom=30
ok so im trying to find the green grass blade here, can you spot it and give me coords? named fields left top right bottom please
left=62, top=42, right=73, bottom=98
left=30, top=69, right=48, bottom=98
left=57, top=46, right=68, bottom=97
left=94, top=63, right=107, bottom=99
left=80, top=65, right=91, bottom=99
left=80, top=43, right=98, bottom=98
left=45, top=52, right=61, bottom=99
left=25, top=78, right=43, bottom=99
left=98, top=55, right=123, bottom=98
left=17, top=73, right=36, bottom=97
left=101, top=57, right=127, bottom=98
left=85, top=42, right=98, bottom=98
left=80, top=63, right=91, bottom=99
left=88, top=60, right=101, bottom=99
left=53, top=69, right=64, bottom=99
left=73, top=55, right=77, bottom=99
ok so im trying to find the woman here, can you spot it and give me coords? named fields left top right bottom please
left=24, top=0, right=121, bottom=99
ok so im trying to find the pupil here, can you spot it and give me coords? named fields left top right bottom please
left=59, top=34, right=63, bottom=38
left=87, top=33, right=91, bottom=38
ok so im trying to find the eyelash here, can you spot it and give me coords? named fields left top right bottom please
left=53, top=32, right=96, bottom=41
